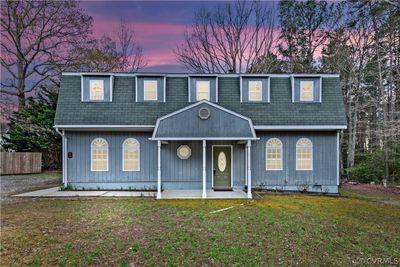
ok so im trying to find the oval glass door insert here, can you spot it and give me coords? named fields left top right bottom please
left=218, top=152, right=227, bottom=172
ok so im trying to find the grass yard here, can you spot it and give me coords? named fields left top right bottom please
left=1, top=191, right=400, bottom=266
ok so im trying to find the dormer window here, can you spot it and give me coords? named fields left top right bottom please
left=248, top=81, right=262, bottom=101
left=300, top=81, right=314, bottom=101
left=144, top=80, right=158, bottom=101
left=196, top=81, right=210, bottom=101
left=89, top=80, right=104, bottom=101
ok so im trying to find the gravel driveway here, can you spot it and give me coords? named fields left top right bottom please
left=0, top=172, right=62, bottom=203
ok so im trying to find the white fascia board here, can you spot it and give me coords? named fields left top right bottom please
left=151, top=100, right=257, bottom=139
left=254, top=125, right=347, bottom=130
left=239, top=76, right=243, bottom=103
left=188, top=74, right=219, bottom=77
left=150, top=137, right=260, bottom=141
left=155, top=101, right=256, bottom=133
left=54, top=125, right=155, bottom=129
left=62, top=72, right=340, bottom=78
left=163, top=76, right=166, bottom=102
left=240, top=74, right=271, bottom=77
left=216, top=76, right=218, bottom=102
left=80, top=75, right=84, bottom=101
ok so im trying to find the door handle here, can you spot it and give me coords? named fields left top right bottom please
left=213, top=169, right=216, bottom=174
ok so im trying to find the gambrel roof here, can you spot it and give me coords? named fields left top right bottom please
left=54, top=73, right=347, bottom=129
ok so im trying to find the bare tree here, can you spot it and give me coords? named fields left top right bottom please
left=117, top=19, right=147, bottom=72
left=174, top=0, right=276, bottom=74
left=69, top=35, right=122, bottom=72
left=0, top=0, right=92, bottom=109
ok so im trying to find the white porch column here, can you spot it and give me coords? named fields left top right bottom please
left=202, top=140, right=207, bottom=198
left=157, top=141, right=162, bottom=199
left=61, top=134, right=65, bottom=185
left=245, top=145, right=248, bottom=186
left=247, top=140, right=252, bottom=198
left=64, top=134, right=68, bottom=188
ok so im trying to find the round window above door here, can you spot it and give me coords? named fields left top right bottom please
left=198, top=107, right=210, bottom=119
left=177, top=145, right=191, bottom=159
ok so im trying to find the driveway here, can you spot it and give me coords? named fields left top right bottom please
left=0, top=172, right=62, bottom=203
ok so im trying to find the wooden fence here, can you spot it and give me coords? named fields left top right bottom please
left=0, top=152, right=42, bottom=175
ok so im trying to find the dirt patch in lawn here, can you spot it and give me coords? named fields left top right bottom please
left=341, top=182, right=400, bottom=196
left=0, top=171, right=61, bottom=204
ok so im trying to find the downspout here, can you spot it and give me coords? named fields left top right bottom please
left=55, top=128, right=68, bottom=188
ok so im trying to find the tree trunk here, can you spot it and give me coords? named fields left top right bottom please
left=371, top=10, right=390, bottom=182
left=347, top=100, right=358, bottom=171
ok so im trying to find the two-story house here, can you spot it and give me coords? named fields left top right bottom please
left=54, top=73, right=347, bottom=198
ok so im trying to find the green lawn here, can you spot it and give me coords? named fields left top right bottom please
left=1, top=191, right=399, bottom=266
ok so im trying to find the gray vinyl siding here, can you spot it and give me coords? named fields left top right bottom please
left=136, top=76, right=165, bottom=102
left=155, top=102, right=254, bottom=138
left=82, top=76, right=112, bottom=102
left=65, top=131, right=246, bottom=190
left=293, top=77, right=321, bottom=102
left=251, top=131, right=337, bottom=189
left=66, top=132, right=157, bottom=187
left=65, top=130, right=337, bottom=192
left=161, top=141, right=245, bottom=189
left=241, top=77, right=269, bottom=102
left=189, top=77, right=217, bottom=102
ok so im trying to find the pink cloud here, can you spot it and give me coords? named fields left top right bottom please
left=91, top=20, right=186, bottom=67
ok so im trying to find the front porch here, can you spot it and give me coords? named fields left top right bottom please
left=151, top=101, right=258, bottom=199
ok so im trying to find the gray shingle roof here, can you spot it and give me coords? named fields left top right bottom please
left=54, top=75, right=347, bottom=127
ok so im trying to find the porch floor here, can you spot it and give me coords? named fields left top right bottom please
left=161, top=189, right=248, bottom=199
left=13, top=187, right=248, bottom=199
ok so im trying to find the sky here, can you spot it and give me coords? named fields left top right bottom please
left=80, top=1, right=279, bottom=72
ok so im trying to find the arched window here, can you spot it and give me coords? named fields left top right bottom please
left=296, top=138, right=313, bottom=170
left=123, top=138, right=140, bottom=171
left=266, top=138, right=283, bottom=170
left=91, top=138, right=108, bottom=171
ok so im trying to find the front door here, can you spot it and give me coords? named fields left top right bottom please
left=213, top=146, right=232, bottom=190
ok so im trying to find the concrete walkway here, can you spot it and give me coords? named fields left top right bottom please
left=161, top=189, right=248, bottom=199
left=14, top=187, right=248, bottom=199
left=13, top=187, right=156, bottom=198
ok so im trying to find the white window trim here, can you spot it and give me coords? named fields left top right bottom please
left=300, top=80, right=314, bottom=102
left=266, top=138, right=283, bottom=171
left=196, top=80, right=210, bottom=101
left=90, top=138, right=109, bottom=172
left=143, top=80, right=158, bottom=101
left=89, top=79, right=105, bottom=101
left=122, top=138, right=140, bottom=172
left=296, top=138, right=313, bottom=171
left=248, top=80, right=263, bottom=102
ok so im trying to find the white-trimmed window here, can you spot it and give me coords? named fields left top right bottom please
left=296, top=138, right=313, bottom=170
left=144, top=80, right=158, bottom=100
left=266, top=138, right=283, bottom=170
left=300, top=81, right=314, bottom=101
left=123, top=138, right=140, bottom=171
left=196, top=81, right=210, bottom=101
left=249, top=80, right=262, bottom=101
left=91, top=138, right=108, bottom=171
left=89, top=80, right=104, bottom=100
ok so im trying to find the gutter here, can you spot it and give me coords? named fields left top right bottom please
left=55, top=127, right=68, bottom=187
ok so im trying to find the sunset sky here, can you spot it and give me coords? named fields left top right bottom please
left=81, top=1, right=279, bottom=72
